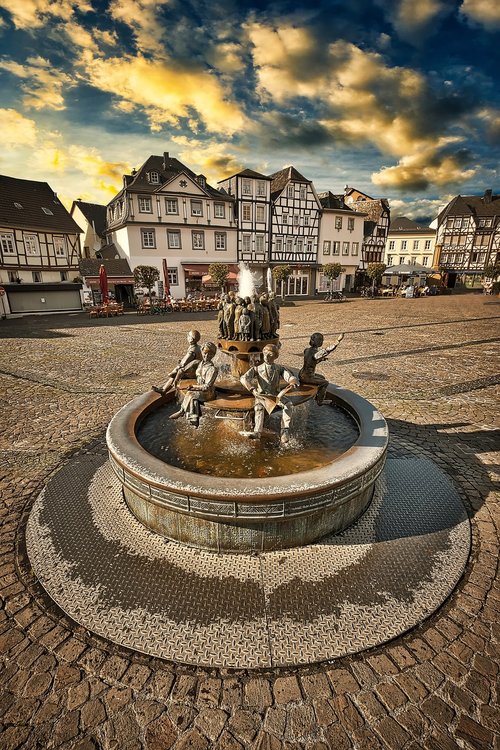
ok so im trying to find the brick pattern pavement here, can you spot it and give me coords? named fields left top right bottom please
left=1, top=295, right=499, bottom=749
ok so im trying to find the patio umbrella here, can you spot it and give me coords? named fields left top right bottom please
left=162, top=258, right=170, bottom=297
left=99, top=264, right=109, bottom=302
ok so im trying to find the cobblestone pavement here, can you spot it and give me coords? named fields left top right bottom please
left=1, top=294, right=499, bottom=750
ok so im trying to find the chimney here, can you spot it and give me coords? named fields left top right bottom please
left=484, top=189, right=492, bottom=203
left=163, top=152, right=170, bottom=170
left=344, top=184, right=349, bottom=195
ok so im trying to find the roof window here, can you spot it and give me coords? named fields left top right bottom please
left=42, top=207, right=54, bottom=215
left=149, top=171, right=160, bottom=184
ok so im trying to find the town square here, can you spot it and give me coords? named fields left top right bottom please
left=1, top=292, right=499, bottom=749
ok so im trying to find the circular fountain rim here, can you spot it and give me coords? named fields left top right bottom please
left=106, top=381, right=388, bottom=502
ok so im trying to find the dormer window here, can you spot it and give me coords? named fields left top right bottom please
left=42, top=207, right=54, bottom=215
left=14, top=202, right=23, bottom=209
left=149, top=171, right=160, bottom=184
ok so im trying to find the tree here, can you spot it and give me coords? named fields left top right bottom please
left=134, top=265, right=159, bottom=307
left=272, top=265, right=292, bottom=299
left=483, top=262, right=500, bottom=280
left=322, top=263, right=345, bottom=291
left=208, top=262, right=229, bottom=292
left=366, top=262, right=386, bottom=295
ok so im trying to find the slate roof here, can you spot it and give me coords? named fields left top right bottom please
left=437, top=192, right=500, bottom=224
left=218, top=168, right=271, bottom=181
left=79, top=258, right=133, bottom=277
left=0, top=175, right=82, bottom=233
left=268, top=166, right=310, bottom=200
left=389, top=216, right=435, bottom=233
left=72, top=201, right=107, bottom=236
left=117, top=154, right=231, bottom=201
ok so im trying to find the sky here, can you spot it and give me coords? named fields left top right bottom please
left=0, top=0, right=499, bottom=223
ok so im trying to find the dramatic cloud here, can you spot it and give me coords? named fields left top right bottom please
left=390, top=195, right=454, bottom=222
left=108, top=0, right=170, bottom=55
left=477, top=108, right=500, bottom=143
left=78, top=51, right=246, bottom=135
left=0, top=56, right=72, bottom=110
left=372, top=143, right=477, bottom=191
left=381, top=0, right=451, bottom=40
left=0, top=108, right=37, bottom=147
left=171, top=136, right=247, bottom=183
left=460, top=0, right=500, bottom=29
left=0, top=0, right=90, bottom=29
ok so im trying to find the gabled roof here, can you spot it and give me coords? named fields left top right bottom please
left=389, top=216, right=435, bottom=233
left=349, top=198, right=389, bottom=224
left=72, top=200, right=107, bottom=236
left=79, top=258, right=133, bottom=277
left=0, top=175, right=82, bottom=233
left=118, top=154, right=230, bottom=201
left=317, top=191, right=353, bottom=211
left=437, top=192, right=500, bottom=223
left=219, top=168, right=271, bottom=182
left=268, top=166, right=310, bottom=200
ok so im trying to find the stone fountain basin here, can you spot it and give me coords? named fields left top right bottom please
left=106, top=383, right=388, bottom=552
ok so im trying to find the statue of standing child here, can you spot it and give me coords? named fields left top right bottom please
left=299, top=332, right=344, bottom=405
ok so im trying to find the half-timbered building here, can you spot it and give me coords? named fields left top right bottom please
left=217, top=169, right=271, bottom=285
left=0, top=175, right=82, bottom=314
left=268, top=166, right=321, bottom=297
left=435, top=190, right=500, bottom=288
left=106, top=153, right=237, bottom=298
left=344, top=187, right=390, bottom=267
left=317, top=192, right=365, bottom=293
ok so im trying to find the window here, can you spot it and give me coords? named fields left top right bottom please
left=306, top=240, right=313, bottom=254
left=32, top=271, right=42, bottom=282
left=214, top=202, right=225, bottom=218
left=275, top=238, right=282, bottom=253
left=300, top=186, right=306, bottom=200
left=413, top=240, right=420, bottom=250
left=7, top=271, right=18, bottom=281
left=478, top=218, right=493, bottom=228
left=191, top=200, right=203, bottom=216
left=304, top=215, right=310, bottom=226
left=53, top=236, right=66, bottom=257
left=296, top=239, right=303, bottom=254
left=387, top=254, right=393, bottom=266
left=0, top=233, right=15, bottom=254
left=165, top=198, right=178, bottom=214
left=42, top=207, right=53, bottom=215
left=454, top=218, right=462, bottom=229
left=242, top=234, right=251, bottom=253
left=215, top=232, right=226, bottom=250
left=352, top=242, right=359, bottom=256
left=401, top=240, right=407, bottom=250
left=256, top=181, right=266, bottom=197
left=425, top=239, right=431, bottom=250
left=389, top=240, right=395, bottom=250
left=168, top=267, right=178, bottom=285
left=255, top=235, right=265, bottom=254
left=149, top=171, right=160, bottom=184
left=287, top=185, right=294, bottom=198
left=348, top=218, right=354, bottom=231
left=24, top=234, right=39, bottom=255
left=422, top=256, right=429, bottom=265
left=282, top=213, right=288, bottom=225
left=60, top=271, right=68, bottom=281
left=293, top=214, right=299, bottom=226
left=242, top=179, right=252, bottom=195
left=335, top=217, right=342, bottom=230
left=409, top=257, right=416, bottom=265
left=343, top=241, right=350, bottom=255
left=192, top=231, right=204, bottom=249
left=141, top=229, right=156, bottom=248
left=242, top=204, right=251, bottom=221
left=138, top=196, right=152, bottom=213
left=256, top=205, right=265, bottom=222
left=323, top=240, right=331, bottom=255
left=333, top=241, right=340, bottom=255
left=286, top=239, right=293, bottom=253
left=399, top=256, right=405, bottom=264
left=167, top=230, right=181, bottom=249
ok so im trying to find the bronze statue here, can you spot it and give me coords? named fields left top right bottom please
left=299, top=332, right=344, bottom=405
left=260, top=294, right=271, bottom=339
left=223, top=295, right=236, bottom=340
left=170, top=342, right=218, bottom=427
left=152, top=330, right=202, bottom=395
left=239, top=303, right=252, bottom=341
left=240, top=343, right=298, bottom=444
left=268, top=292, right=280, bottom=337
left=249, top=294, right=263, bottom=340
left=217, top=294, right=226, bottom=338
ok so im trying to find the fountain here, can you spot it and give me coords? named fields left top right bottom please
left=106, top=268, right=388, bottom=553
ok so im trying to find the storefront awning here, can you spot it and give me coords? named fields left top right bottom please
left=85, top=276, right=135, bottom=284
left=182, top=263, right=239, bottom=276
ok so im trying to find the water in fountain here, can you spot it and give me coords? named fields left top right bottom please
left=237, top=261, right=256, bottom=299
left=267, top=267, right=273, bottom=292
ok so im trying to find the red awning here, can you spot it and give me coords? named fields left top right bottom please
left=182, top=263, right=239, bottom=276
left=202, top=271, right=238, bottom=284
left=85, top=276, right=135, bottom=284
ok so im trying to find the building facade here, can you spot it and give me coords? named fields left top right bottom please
left=435, top=191, right=500, bottom=288
left=317, top=192, right=365, bottom=292
left=217, top=169, right=271, bottom=285
left=384, top=217, right=436, bottom=269
left=0, top=175, right=82, bottom=314
left=71, top=201, right=107, bottom=259
left=268, top=166, right=321, bottom=297
left=344, top=187, right=390, bottom=267
left=106, top=153, right=237, bottom=298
